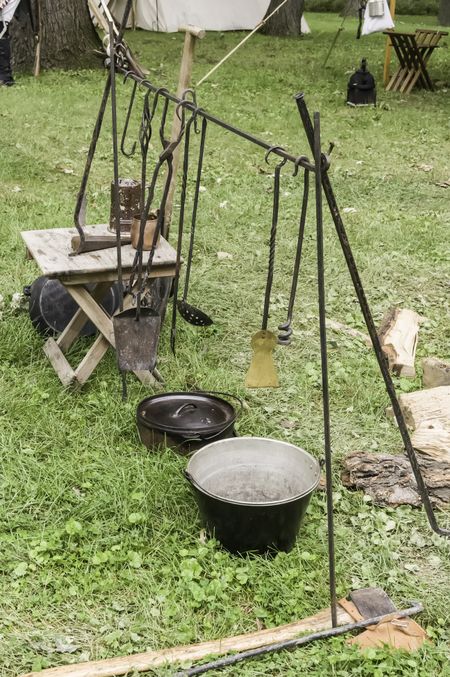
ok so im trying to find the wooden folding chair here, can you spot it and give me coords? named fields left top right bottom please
left=384, top=29, right=448, bottom=94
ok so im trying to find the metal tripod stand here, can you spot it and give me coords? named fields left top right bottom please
left=295, top=93, right=449, bottom=630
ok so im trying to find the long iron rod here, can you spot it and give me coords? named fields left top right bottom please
left=314, top=111, right=337, bottom=628
left=295, top=92, right=449, bottom=539
left=110, top=23, right=124, bottom=313
left=117, top=68, right=315, bottom=173
left=73, top=0, right=134, bottom=248
left=177, top=602, right=423, bottom=676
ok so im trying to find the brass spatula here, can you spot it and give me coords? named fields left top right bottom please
left=245, top=151, right=286, bottom=388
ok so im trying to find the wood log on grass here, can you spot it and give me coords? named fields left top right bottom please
left=341, top=450, right=450, bottom=506
left=396, top=386, right=450, bottom=431
left=346, top=386, right=450, bottom=505
left=378, top=307, right=422, bottom=378
left=422, top=357, right=450, bottom=389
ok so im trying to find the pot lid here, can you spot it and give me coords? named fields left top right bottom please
left=137, top=392, right=236, bottom=436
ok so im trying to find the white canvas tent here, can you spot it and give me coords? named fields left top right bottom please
left=108, top=0, right=310, bottom=34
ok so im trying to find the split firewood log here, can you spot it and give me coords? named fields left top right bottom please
left=378, top=307, right=421, bottom=378
left=396, top=386, right=450, bottom=431
left=422, top=357, right=450, bottom=389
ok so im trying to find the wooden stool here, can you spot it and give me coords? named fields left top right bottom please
left=21, top=224, right=177, bottom=388
left=384, top=29, right=448, bottom=94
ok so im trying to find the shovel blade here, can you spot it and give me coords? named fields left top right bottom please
left=113, top=307, right=161, bottom=372
left=245, top=329, right=279, bottom=388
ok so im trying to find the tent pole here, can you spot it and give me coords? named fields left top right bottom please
left=383, top=0, right=396, bottom=86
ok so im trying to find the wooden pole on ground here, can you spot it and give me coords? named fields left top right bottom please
left=163, top=24, right=206, bottom=238
left=19, top=604, right=353, bottom=677
left=383, top=0, right=397, bottom=87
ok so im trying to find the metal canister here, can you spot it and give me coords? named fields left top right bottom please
left=368, top=0, right=384, bottom=17
left=109, top=178, right=141, bottom=233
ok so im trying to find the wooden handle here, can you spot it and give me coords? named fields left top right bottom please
left=163, top=27, right=205, bottom=236
left=178, top=24, right=206, bottom=39
left=19, top=604, right=352, bottom=677
left=33, top=39, right=41, bottom=78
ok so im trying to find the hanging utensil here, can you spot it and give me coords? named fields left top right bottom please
left=278, top=164, right=310, bottom=345
left=70, top=0, right=134, bottom=255
left=245, top=148, right=286, bottom=388
left=170, top=108, right=198, bottom=353
left=114, top=152, right=169, bottom=373
left=107, top=21, right=128, bottom=398
left=177, top=115, right=213, bottom=327
left=113, top=98, right=187, bottom=374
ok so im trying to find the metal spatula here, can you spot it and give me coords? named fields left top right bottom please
left=245, top=150, right=286, bottom=388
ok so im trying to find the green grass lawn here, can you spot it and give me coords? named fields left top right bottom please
left=1, top=12, right=449, bottom=676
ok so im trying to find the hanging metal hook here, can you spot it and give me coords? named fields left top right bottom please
left=175, top=92, right=195, bottom=121
left=292, top=155, right=310, bottom=177
left=120, top=79, right=138, bottom=157
left=264, top=145, right=288, bottom=168
left=179, top=88, right=201, bottom=133
left=159, top=96, right=171, bottom=149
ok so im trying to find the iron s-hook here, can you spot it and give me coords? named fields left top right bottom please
left=264, top=145, right=288, bottom=169
left=120, top=78, right=138, bottom=157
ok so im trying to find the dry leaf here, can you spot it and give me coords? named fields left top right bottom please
left=415, top=163, right=433, bottom=172
left=217, top=251, right=233, bottom=260
left=55, top=636, right=79, bottom=654
left=55, top=164, right=74, bottom=174
left=343, top=207, right=357, bottom=214
left=435, top=179, right=450, bottom=188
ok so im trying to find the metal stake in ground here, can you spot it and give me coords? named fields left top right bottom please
left=313, top=111, right=338, bottom=628
left=109, top=21, right=128, bottom=399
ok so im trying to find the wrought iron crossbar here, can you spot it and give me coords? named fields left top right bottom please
left=117, top=67, right=317, bottom=173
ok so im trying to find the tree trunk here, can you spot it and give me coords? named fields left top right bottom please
left=260, top=0, right=305, bottom=37
left=10, top=0, right=101, bottom=72
left=340, top=0, right=360, bottom=17
left=439, top=0, right=450, bottom=26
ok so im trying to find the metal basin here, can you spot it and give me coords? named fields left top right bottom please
left=185, top=437, right=321, bottom=554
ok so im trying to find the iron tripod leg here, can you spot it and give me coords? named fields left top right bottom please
left=295, top=92, right=450, bottom=539
left=313, top=112, right=338, bottom=629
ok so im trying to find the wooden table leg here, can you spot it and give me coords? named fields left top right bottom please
left=64, top=285, right=158, bottom=387
left=43, top=337, right=76, bottom=386
left=74, top=334, right=111, bottom=385
left=58, top=281, right=114, bottom=353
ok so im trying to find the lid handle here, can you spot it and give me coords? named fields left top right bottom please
left=174, top=403, right=198, bottom=417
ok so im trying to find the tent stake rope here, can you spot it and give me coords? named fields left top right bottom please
left=195, top=0, right=292, bottom=87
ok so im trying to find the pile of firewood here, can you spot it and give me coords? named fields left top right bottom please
left=341, top=307, right=450, bottom=507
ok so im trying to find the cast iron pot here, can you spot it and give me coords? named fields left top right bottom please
left=24, top=276, right=120, bottom=336
left=185, top=437, right=321, bottom=554
left=136, top=391, right=242, bottom=455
